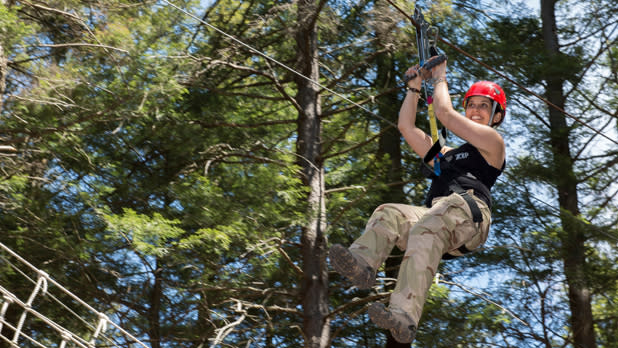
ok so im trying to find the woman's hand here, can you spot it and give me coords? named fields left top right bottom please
left=404, top=65, right=423, bottom=91
left=422, top=57, right=505, bottom=169
left=423, top=56, right=447, bottom=81
left=399, top=64, right=434, bottom=160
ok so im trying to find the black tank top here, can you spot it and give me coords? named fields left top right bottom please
left=425, top=143, right=504, bottom=208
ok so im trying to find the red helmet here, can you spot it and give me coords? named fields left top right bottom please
left=463, top=81, right=507, bottom=125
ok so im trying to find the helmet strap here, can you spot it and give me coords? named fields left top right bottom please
left=489, top=101, right=499, bottom=128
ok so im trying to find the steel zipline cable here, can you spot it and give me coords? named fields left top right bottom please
left=163, top=0, right=618, bottom=147
left=383, top=0, right=618, bottom=147
left=158, top=0, right=400, bottom=128
left=159, top=1, right=618, bottom=242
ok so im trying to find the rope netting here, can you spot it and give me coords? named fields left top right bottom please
left=0, top=242, right=148, bottom=348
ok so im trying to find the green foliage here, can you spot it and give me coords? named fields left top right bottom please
left=419, top=289, right=508, bottom=347
left=0, top=174, right=28, bottom=203
left=2, top=0, right=617, bottom=347
left=0, top=4, right=35, bottom=50
left=102, top=208, right=184, bottom=256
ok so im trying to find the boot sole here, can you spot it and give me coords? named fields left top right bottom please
left=368, top=303, right=417, bottom=343
left=329, top=244, right=374, bottom=289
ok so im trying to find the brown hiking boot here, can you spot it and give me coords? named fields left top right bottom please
left=368, top=302, right=417, bottom=343
left=329, top=244, right=376, bottom=289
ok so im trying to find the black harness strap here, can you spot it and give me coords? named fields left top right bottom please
left=441, top=244, right=472, bottom=260
left=422, top=136, right=484, bottom=224
left=441, top=174, right=484, bottom=259
left=448, top=180, right=483, bottom=223
left=422, top=136, right=487, bottom=260
left=422, top=128, right=447, bottom=164
left=422, top=128, right=447, bottom=177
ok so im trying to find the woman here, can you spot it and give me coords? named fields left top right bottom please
left=329, top=57, right=506, bottom=343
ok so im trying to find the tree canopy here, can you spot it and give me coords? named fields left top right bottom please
left=1, top=0, right=617, bottom=347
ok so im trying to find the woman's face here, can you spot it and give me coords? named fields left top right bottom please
left=465, top=96, right=494, bottom=125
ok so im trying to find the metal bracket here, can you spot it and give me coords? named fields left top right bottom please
left=413, top=7, right=440, bottom=67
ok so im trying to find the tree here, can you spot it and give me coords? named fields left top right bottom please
left=452, top=0, right=618, bottom=347
left=2, top=0, right=617, bottom=347
left=540, top=1, right=595, bottom=345
left=294, top=0, right=330, bottom=346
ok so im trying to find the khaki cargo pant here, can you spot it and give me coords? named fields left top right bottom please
left=349, top=191, right=491, bottom=324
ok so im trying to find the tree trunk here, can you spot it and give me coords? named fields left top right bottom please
left=294, top=1, right=329, bottom=347
left=148, top=261, right=163, bottom=348
left=540, top=1, right=596, bottom=347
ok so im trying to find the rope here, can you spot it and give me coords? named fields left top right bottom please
left=0, top=317, right=46, bottom=348
left=11, top=271, right=48, bottom=344
left=0, top=254, right=112, bottom=344
left=0, top=285, right=90, bottom=348
left=90, top=314, right=109, bottom=346
left=0, top=242, right=149, bottom=348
